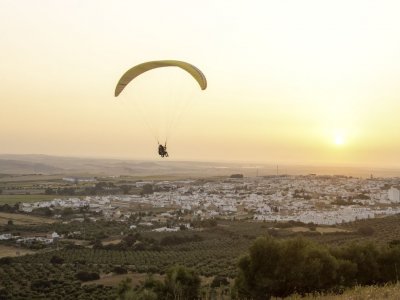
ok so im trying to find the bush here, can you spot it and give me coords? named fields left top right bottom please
left=164, top=265, right=201, bottom=299
left=235, top=236, right=400, bottom=299
left=50, top=255, right=64, bottom=265
left=235, top=236, right=338, bottom=298
left=0, top=257, right=12, bottom=265
left=31, top=279, right=62, bottom=291
left=113, top=266, right=128, bottom=274
left=358, top=226, right=375, bottom=236
left=160, top=234, right=203, bottom=246
left=141, top=184, right=154, bottom=195
left=211, top=275, right=229, bottom=288
left=75, top=271, right=100, bottom=282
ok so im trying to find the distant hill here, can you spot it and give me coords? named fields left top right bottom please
left=0, top=154, right=261, bottom=176
left=0, top=159, right=63, bottom=174
left=0, top=154, right=399, bottom=177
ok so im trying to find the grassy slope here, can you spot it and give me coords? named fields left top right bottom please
left=286, top=284, right=400, bottom=299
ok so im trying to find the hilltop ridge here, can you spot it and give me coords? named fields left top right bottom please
left=0, top=154, right=399, bottom=177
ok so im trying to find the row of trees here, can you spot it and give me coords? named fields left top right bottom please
left=235, top=236, right=400, bottom=299
left=0, top=203, right=19, bottom=213
left=0, top=259, right=115, bottom=299
left=44, top=181, right=149, bottom=196
left=45, top=183, right=123, bottom=196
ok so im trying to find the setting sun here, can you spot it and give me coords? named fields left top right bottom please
left=334, top=135, right=345, bottom=146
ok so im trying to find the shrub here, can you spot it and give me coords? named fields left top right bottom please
left=211, top=275, right=229, bottom=288
left=50, top=255, right=64, bottom=265
left=0, top=257, right=12, bottom=265
left=75, top=271, right=100, bottom=282
left=113, top=266, right=128, bottom=274
left=358, top=226, right=375, bottom=236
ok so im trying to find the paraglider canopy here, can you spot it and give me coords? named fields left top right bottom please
left=114, top=60, right=207, bottom=158
left=114, top=60, right=207, bottom=97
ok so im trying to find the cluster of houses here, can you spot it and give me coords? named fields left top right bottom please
left=20, top=197, right=90, bottom=213
left=0, top=232, right=60, bottom=245
left=15, top=175, right=400, bottom=226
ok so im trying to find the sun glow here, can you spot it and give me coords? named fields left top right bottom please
left=334, top=135, right=345, bottom=146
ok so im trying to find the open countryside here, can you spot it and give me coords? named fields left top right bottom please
left=2, top=0, right=400, bottom=299
left=1, top=160, right=400, bottom=298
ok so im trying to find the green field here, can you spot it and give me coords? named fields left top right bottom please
left=0, top=194, right=56, bottom=205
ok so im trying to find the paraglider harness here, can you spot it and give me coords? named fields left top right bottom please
left=158, top=143, right=169, bottom=158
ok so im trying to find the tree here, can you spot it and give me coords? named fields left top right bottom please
left=335, top=258, right=358, bottom=287
left=50, top=255, right=64, bottom=265
left=61, top=207, right=74, bottom=216
left=57, top=187, right=76, bottom=195
left=142, top=184, right=154, bottom=195
left=122, top=234, right=137, bottom=248
left=211, top=275, right=229, bottom=288
left=235, top=236, right=338, bottom=299
left=133, top=275, right=165, bottom=300
left=117, top=277, right=133, bottom=299
left=164, top=265, right=201, bottom=300
left=379, top=244, right=400, bottom=283
left=75, top=271, right=100, bottom=282
left=131, top=289, right=158, bottom=300
left=32, top=207, right=53, bottom=216
left=335, top=242, right=381, bottom=285
left=113, top=266, right=128, bottom=275
left=117, top=277, right=160, bottom=300
left=92, top=239, right=103, bottom=249
left=235, top=236, right=281, bottom=299
left=357, top=226, right=375, bottom=236
left=0, top=203, right=18, bottom=213
left=230, top=174, right=244, bottom=178
left=45, top=188, right=55, bottom=195
left=121, top=185, right=131, bottom=195
left=0, top=257, right=12, bottom=265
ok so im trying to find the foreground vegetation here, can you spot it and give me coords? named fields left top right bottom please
left=235, top=236, right=400, bottom=299
left=287, top=283, right=400, bottom=300
left=2, top=232, right=400, bottom=299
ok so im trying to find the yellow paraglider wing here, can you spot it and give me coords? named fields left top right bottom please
left=114, top=60, right=207, bottom=97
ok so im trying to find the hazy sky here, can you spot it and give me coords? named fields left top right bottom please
left=1, top=0, right=400, bottom=167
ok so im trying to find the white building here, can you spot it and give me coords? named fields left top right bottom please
left=152, top=226, right=179, bottom=232
left=388, top=187, right=400, bottom=203
left=0, top=233, right=12, bottom=240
